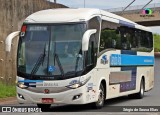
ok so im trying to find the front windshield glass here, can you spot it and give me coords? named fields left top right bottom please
left=49, top=25, right=84, bottom=77
left=17, top=23, right=86, bottom=80
left=18, top=25, right=50, bottom=76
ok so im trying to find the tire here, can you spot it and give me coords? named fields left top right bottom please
left=37, top=104, right=51, bottom=111
left=92, top=84, right=105, bottom=109
left=135, top=79, right=144, bottom=99
left=128, top=79, right=144, bottom=99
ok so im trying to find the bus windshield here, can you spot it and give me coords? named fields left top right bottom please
left=17, top=23, right=86, bottom=80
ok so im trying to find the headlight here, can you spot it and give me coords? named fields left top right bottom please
left=67, top=83, right=81, bottom=89
left=17, top=83, right=28, bottom=89
left=66, top=76, right=91, bottom=89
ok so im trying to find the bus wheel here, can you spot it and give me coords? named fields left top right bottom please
left=135, top=79, right=144, bottom=99
left=128, top=79, right=144, bottom=99
left=92, top=84, right=105, bottom=109
left=37, top=104, right=51, bottom=111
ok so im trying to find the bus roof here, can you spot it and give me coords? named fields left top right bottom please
left=25, top=8, right=151, bottom=32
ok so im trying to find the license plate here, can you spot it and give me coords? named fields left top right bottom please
left=42, top=98, right=54, bottom=104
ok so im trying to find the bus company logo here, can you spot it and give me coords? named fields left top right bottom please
left=142, top=8, right=152, bottom=15
left=101, top=55, right=108, bottom=65
left=140, top=8, right=155, bottom=17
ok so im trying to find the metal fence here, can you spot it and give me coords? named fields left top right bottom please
left=105, top=3, right=160, bottom=13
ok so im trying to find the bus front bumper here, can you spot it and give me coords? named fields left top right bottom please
left=16, top=86, right=96, bottom=105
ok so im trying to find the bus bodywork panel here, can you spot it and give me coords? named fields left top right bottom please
left=15, top=8, right=154, bottom=106
left=17, top=70, right=99, bottom=104
left=96, top=50, right=154, bottom=99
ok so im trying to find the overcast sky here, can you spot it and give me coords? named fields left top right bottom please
left=56, top=0, right=160, bottom=9
left=51, top=0, right=160, bottom=34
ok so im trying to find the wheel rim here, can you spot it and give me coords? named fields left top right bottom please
left=97, top=88, right=104, bottom=105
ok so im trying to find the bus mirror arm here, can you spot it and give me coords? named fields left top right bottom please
left=5, top=31, right=20, bottom=52
left=82, top=29, right=97, bottom=51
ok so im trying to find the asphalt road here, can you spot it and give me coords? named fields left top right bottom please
left=2, top=57, right=160, bottom=113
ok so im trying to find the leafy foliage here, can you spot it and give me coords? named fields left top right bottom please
left=154, top=34, right=160, bottom=52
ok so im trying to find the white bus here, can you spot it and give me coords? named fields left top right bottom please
left=5, top=8, right=154, bottom=109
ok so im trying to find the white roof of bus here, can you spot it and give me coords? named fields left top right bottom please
left=25, top=8, right=151, bottom=32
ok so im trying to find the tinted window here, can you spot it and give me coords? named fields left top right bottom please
left=87, top=17, right=101, bottom=66
left=100, top=21, right=121, bottom=52
left=99, top=20, right=153, bottom=52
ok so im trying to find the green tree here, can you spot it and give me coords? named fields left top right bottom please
left=154, top=34, right=160, bottom=52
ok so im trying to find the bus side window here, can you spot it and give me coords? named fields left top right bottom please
left=87, top=34, right=96, bottom=67
left=100, top=20, right=121, bottom=52
left=87, top=16, right=100, bottom=68
left=99, top=20, right=153, bottom=53
left=100, top=29, right=121, bottom=51
left=120, top=27, right=132, bottom=50
left=136, top=30, right=153, bottom=52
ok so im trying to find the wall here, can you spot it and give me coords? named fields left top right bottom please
left=114, top=7, right=160, bottom=26
left=0, top=0, right=67, bottom=84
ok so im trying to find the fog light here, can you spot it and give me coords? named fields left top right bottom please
left=18, top=94, right=25, bottom=100
left=72, top=93, right=82, bottom=100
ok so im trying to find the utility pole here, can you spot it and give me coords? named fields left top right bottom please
left=84, top=0, right=85, bottom=8
left=141, top=0, right=153, bottom=9
left=123, top=0, right=136, bottom=11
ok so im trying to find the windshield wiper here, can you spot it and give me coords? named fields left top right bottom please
left=53, top=41, right=64, bottom=78
left=54, top=53, right=65, bottom=77
left=75, top=56, right=80, bottom=74
left=75, top=54, right=83, bottom=76
left=30, top=45, right=46, bottom=79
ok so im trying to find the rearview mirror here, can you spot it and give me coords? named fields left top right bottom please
left=82, top=29, right=97, bottom=51
left=5, top=31, right=20, bottom=52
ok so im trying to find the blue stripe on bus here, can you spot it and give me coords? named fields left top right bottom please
left=119, top=50, right=137, bottom=92
left=119, top=20, right=135, bottom=28
left=18, top=80, right=43, bottom=83
left=110, top=54, right=154, bottom=66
